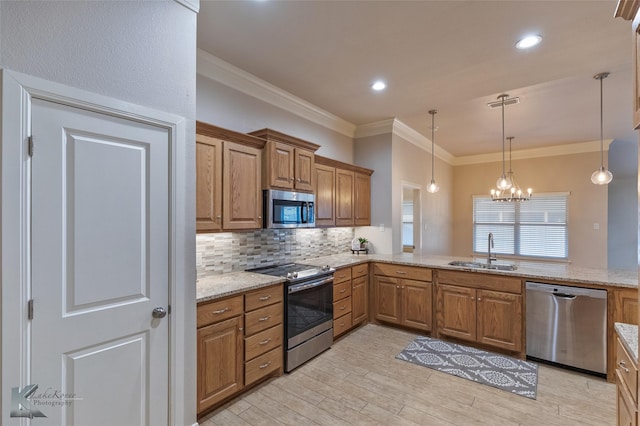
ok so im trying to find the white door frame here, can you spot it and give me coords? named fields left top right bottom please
left=400, top=180, right=422, bottom=253
left=1, top=69, right=191, bottom=425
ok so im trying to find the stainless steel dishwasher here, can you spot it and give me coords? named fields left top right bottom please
left=526, top=282, right=607, bottom=375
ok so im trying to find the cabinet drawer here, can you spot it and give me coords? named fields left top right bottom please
left=334, top=268, right=352, bottom=284
left=617, top=337, right=638, bottom=402
left=333, top=280, right=352, bottom=301
left=352, top=263, right=368, bottom=278
left=197, top=295, right=244, bottom=328
left=245, top=324, right=283, bottom=361
left=438, top=270, right=521, bottom=294
left=333, top=296, right=352, bottom=318
left=333, top=313, right=352, bottom=337
left=245, top=346, right=282, bottom=386
left=373, top=263, right=432, bottom=282
left=245, top=285, right=283, bottom=312
left=245, top=303, right=283, bottom=336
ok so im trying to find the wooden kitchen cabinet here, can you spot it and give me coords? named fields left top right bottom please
left=335, top=169, right=355, bottom=226
left=196, top=134, right=222, bottom=232
left=615, top=289, right=639, bottom=325
left=196, top=122, right=265, bottom=233
left=373, top=263, right=433, bottom=332
left=436, top=270, right=523, bottom=353
left=250, top=128, right=320, bottom=193
left=354, top=172, right=371, bottom=226
left=197, top=296, right=244, bottom=414
left=616, top=333, right=638, bottom=426
left=314, top=163, right=336, bottom=226
left=223, top=142, right=262, bottom=230
left=351, top=263, right=369, bottom=326
left=315, top=156, right=374, bottom=228
left=197, top=284, right=283, bottom=417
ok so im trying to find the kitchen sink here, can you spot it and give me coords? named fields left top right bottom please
left=447, top=260, right=517, bottom=271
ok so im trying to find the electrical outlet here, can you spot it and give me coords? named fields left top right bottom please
left=196, top=252, right=203, bottom=266
left=593, top=223, right=600, bottom=230
left=379, top=224, right=385, bottom=232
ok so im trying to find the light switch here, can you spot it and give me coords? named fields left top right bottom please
left=196, top=252, right=203, bottom=266
left=379, top=224, right=385, bottom=232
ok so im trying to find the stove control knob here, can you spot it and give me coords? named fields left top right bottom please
left=323, top=265, right=331, bottom=271
left=286, top=272, right=293, bottom=279
left=293, top=272, right=298, bottom=278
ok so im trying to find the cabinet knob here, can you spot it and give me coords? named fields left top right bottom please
left=216, top=215, right=221, bottom=219
left=258, top=215, right=262, bottom=219
left=619, top=360, right=630, bottom=373
left=471, top=297, right=475, bottom=301
left=396, top=286, right=400, bottom=289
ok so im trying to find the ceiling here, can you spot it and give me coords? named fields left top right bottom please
left=197, top=1, right=635, bottom=157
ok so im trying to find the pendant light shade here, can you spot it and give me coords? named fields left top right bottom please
left=427, top=109, right=440, bottom=194
left=591, top=72, right=613, bottom=185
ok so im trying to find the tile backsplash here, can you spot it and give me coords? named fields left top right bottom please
left=196, top=228, right=355, bottom=278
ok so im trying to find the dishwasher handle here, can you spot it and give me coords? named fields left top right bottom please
left=552, top=293, right=577, bottom=299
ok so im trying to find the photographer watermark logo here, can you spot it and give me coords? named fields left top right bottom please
left=11, top=384, right=82, bottom=419
left=10, top=384, right=46, bottom=418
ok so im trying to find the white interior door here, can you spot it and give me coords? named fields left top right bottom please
left=30, top=98, right=170, bottom=426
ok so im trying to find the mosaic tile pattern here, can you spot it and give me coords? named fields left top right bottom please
left=196, top=228, right=355, bottom=278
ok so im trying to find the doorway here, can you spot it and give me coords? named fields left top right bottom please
left=401, top=184, right=421, bottom=253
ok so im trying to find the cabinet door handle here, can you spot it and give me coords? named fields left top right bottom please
left=340, top=306, right=346, bottom=310
left=258, top=295, right=271, bottom=301
left=213, top=307, right=229, bottom=314
left=619, top=360, right=630, bottom=373
left=259, top=361, right=272, bottom=369
left=340, top=289, right=346, bottom=293
left=258, top=315, right=271, bottom=322
left=259, top=338, right=272, bottom=345
left=396, top=271, right=407, bottom=275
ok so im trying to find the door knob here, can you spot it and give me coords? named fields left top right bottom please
left=152, top=307, right=167, bottom=319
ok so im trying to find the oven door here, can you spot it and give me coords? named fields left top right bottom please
left=286, top=276, right=333, bottom=349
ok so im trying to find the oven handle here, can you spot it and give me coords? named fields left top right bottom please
left=288, top=276, right=334, bottom=294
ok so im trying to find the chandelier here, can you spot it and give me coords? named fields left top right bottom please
left=489, top=94, right=532, bottom=202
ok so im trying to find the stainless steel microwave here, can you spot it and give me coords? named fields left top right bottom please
left=263, top=189, right=315, bottom=228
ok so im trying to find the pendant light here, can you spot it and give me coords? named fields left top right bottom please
left=427, top=109, right=440, bottom=193
left=490, top=95, right=532, bottom=201
left=591, top=72, right=613, bottom=185
left=495, top=94, right=512, bottom=191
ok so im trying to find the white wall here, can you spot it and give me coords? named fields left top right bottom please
left=0, top=2, right=197, bottom=425
left=608, top=139, right=638, bottom=270
left=197, top=74, right=354, bottom=163
left=354, top=133, right=394, bottom=253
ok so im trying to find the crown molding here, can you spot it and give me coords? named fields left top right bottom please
left=354, top=118, right=455, bottom=164
left=197, top=49, right=356, bottom=138
left=452, top=139, right=614, bottom=166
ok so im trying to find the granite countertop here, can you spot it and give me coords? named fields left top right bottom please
left=196, top=252, right=637, bottom=303
left=615, top=322, right=639, bottom=363
left=303, top=253, right=638, bottom=289
left=196, top=271, right=284, bottom=303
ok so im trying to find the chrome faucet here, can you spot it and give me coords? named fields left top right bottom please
left=487, top=232, right=497, bottom=267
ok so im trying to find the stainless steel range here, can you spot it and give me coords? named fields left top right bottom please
left=249, top=263, right=334, bottom=372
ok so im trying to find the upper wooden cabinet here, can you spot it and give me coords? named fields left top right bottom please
left=315, top=155, right=374, bottom=227
left=196, top=122, right=265, bottom=233
left=250, top=129, right=319, bottom=192
left=615, top=1, right=640, bottom=128
left=196, top=134, right=223, bottom=232
left=314, top=163, right=336, bottom=226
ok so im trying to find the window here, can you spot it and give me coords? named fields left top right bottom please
left=473, top=193, right=568, bottom=260
left=402, top=201, right=414, bottom=247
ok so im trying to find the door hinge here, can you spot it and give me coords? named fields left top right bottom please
left=27, top=299, right=34, bottom=320
left=28, top=136, right=34, bottom=157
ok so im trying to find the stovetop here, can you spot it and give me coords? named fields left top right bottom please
left=248, top=263, right=334, bottom=281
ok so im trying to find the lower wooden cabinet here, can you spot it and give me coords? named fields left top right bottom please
left=616, top=334, right=638, bottom=426
left=436, top=270, right=522, bottom=353
left=197, top=284, right=283, bottom=416
left=373, top=264, right=433, bottom=332
left=332, top=264, right=369, bottom=338
left=197, top=314, right=243, bottom=414
left=351, top=274, right=368, bottom=325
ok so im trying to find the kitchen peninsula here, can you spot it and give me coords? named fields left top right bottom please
left=196, top=252, right=637, bottom=416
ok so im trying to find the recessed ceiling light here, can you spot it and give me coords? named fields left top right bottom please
left=371, top=81, right=386, bottom=91
left=516, top=35, right=542, bottom=50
